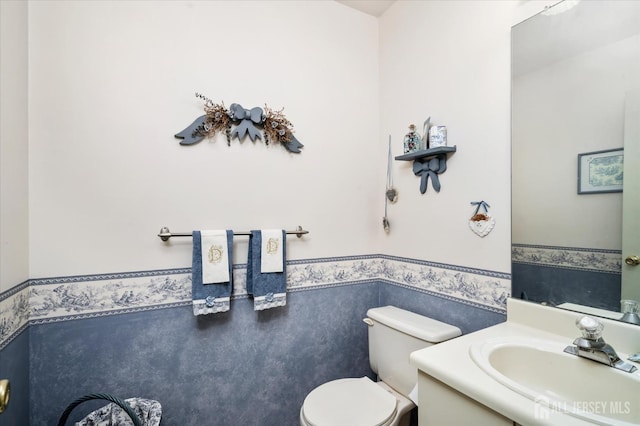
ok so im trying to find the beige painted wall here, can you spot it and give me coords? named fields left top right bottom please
left=27, top=0, right=380, bottom=277
left=1, top=0, right=557, bottom=285
left=0, top=0, right=29, bottom=292
left=378, top=0, right=554, bottom=272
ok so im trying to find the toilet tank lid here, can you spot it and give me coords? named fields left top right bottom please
left=367, top=306, right=462, bottom=343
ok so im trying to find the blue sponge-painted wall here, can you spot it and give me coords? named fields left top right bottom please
left=27, top=284, right=503, bottom=424
left=0, top=329, right=29, bottom=426
left=1, top=255, right=508, bottom=425
left=511, top=244, right=621, bottom=311
left=29, top=284, right=378, bottom=425
left=379, top=284, right=507, bottom=335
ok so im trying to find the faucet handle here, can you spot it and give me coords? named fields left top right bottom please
left=576, top=316, right=604, bottom=340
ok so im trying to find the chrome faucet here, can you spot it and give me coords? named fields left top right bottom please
left=563, top=316, right=637, bottom=373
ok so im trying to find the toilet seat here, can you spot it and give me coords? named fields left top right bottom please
left=301, top=377, right=398, bottom=426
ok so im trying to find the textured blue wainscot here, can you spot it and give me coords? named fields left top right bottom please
left=379, top=283, right=506, bottom=334
left=512, top=263, right=620, bottom=311
left=27, top=282, right=505, bottom=425
left=0, top=329, right=30, bottom=426
left=29, top=284, right=379, bottom=425
left=20, top=255, right=508, bottom=425
left=511, top=244, right=621, bottom=311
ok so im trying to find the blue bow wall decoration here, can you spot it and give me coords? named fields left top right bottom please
left=229, top=104, right=264, bottom=141
left=470, top=200, right=491, bottom=215
left=412, top=155, right=447, bottom=193
left=174, top=94, right=304, bottom=153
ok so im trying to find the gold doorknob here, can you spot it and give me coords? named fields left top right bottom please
left=625, top=255, right=640, bottom=266
left=0, top=379, right=9, bottom=414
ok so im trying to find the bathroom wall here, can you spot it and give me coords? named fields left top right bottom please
left=0, top=1, right=555, bottom=425
left=0, top=331, right=29, bottom=425
left=22, top=256, right=507, bottom=424
left=0, top=1, right=30, bottom=424
left=0, top=0, right=29, bottom=294
left=0, top=251, right=509, bottom=424
left=29, top=284, right=379, bottom=425
left=25, top=279, right=506, bottom=425
left=378, top=0, right=514, bottom=272
left=27, top=0, right=381, bottom=279
left=512, top=244, right=621, bottom=310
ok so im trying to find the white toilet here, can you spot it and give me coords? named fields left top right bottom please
left=299, top=305, right=462, bottom=426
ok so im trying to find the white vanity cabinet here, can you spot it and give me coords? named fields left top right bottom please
left=410, top=299, right=638, bottom=426
left=417, top=372, right=515, bottom=426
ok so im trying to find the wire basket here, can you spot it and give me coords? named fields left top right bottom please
left=58, top=393, right=143, bottom=426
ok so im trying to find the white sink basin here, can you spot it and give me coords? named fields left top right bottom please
left=470, top=336, right=640, bottom=425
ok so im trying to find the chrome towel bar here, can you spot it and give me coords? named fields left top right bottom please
left=157, top=226, right=309, bottom=241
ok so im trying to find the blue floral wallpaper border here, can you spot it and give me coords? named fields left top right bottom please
left=0, top=255, right=510, bottom=349
left=0, top=280, right=30, bottom=351
left=512, top=244, right=622, bottom=274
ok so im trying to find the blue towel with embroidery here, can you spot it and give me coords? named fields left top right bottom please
left=192, top=230, right=233, bottom=315
left=247, top=230, right=287, bottom=311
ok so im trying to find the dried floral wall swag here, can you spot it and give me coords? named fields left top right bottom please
left=469, top=200, right=495, bottom=237
left=174, top=93, right=304, bottom=153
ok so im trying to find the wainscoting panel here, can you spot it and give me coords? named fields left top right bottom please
left=379, top=283, right=506, bottom=334
left=0, top=329, right=30, bottom=426
left=512, top=244, right=621, bottom=311
left=0, top=255, right=509, bottom=424
left=29, top=284, right=379, bottom=425
left=512, top=263, right=621, bottom=311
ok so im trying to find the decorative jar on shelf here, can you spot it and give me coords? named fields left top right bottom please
left=403, top=124, right=421, bottom=153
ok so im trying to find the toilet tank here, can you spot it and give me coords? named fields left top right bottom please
left=366, top=306, right=461, bottom=397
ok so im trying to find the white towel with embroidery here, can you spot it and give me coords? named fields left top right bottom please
left=260, top=229, right=284, bottom=273
left=200, top=230, right=230, bottom=283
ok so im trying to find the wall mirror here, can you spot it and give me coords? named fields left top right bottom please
left=511, top=0, right=640, bottom=323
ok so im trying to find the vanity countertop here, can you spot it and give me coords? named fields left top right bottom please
left=409, top=299, right=640, bottom=425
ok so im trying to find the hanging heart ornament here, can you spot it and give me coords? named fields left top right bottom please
left=386, top=188, right=398, bottom=203
left=469, top=201, right=494, bottom=237
left=469, top=215, right=495, bottom=237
